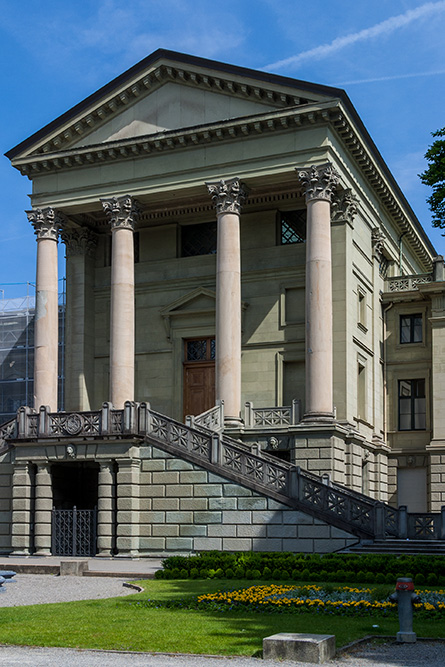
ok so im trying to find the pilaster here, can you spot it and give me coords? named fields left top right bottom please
left=116, top=457, right=140, bottom=556
left=11, top=462, right=34, bottom=555
left=34, top=463, right=52, bottom=556
left=97, top=460, right=115, bottom=556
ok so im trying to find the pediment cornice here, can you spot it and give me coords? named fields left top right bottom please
left=9, top=63, right=316, bottom=161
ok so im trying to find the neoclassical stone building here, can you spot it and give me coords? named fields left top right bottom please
left=1, top=49, right=445, bottom=557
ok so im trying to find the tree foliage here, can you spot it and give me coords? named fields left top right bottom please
left=420, top=127, right=445, bottom=230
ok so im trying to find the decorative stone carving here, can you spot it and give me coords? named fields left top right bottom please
left=60, top=227, right=98, bottom=258
left=101, top=195, right=140, bottom=231
left=66, top=444, right=76, bottom=459
left=64, top=414, right=83, bottom=436
left=371, top=227, right=385, bottom=260
left=297, top=164, right=340, bottom=202
left=26, top=207, right=61, bottom=241
left=332, top=189, right=358, bottom=225
left=206, top=177, right=248, bottom=215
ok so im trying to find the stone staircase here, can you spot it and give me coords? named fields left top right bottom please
left=343, top=539, right=445, bottom=555
left=3, top=402, right=445, bottom=550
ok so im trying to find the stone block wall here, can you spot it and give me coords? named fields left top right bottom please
left=137, top=445, right=356, bottom=555
left=0, top=450, right=13, bottom=553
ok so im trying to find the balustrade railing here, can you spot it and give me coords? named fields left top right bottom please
left=2, top=403, right=445, bottom=541
left=244, top=399, right=301, bottom=427
left=185, top=400, right=224, bottom=432
left=386, top=274, right=432, bottom=292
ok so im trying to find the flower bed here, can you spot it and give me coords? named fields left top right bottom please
left=135, top=584, right=445, bottom=618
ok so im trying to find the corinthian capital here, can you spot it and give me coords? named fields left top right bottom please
left=206, top=177, right=248, bottom=215
left=297, top=164, right=340, bottom=202
left=332, top=189, right=359, bottom=226
left=26, top=207, right=60, bottom=241
left=60, top=227, right=98, bottom=258
left=101, top=195, right=140, bottom=231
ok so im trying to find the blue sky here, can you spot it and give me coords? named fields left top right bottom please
left=1, top=0, right=444, bottom=298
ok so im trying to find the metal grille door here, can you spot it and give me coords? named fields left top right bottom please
left=51, top=506, right=97, bottom=556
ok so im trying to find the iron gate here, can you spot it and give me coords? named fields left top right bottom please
left=51, top=506, right=97, bottom=556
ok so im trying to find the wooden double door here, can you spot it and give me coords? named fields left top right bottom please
left=183, top=337, right=215, bottom=419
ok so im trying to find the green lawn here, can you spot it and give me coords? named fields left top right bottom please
left=0, top=579, right=443, bottom=656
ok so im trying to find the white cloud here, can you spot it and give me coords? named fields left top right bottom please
left=265, top=1, right=445, bottom=71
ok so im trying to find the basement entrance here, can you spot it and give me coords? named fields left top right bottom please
left=51, top=463, right=98, bottom=556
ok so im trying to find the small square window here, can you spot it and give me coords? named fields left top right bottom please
left=181, top=222, right=217, bottom=257
left=398, top=379, right=426, bottom=430
left=279, top=210, right=306, bottom=245
left=400, top=314, right=422, bottom=344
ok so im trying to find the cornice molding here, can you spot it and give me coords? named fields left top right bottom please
left=16, top=64, right=313, bottom=159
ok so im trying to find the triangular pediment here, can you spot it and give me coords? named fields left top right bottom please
left=6, top=49, right=339, bottom=161
left=161, top=287, right=216, bottom=317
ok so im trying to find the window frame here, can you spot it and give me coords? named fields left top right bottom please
left=277, top=209, right=307, bottom=246
left=399, top=313, right=423, bottom=345
left=398, top=378, right=426, bottom=431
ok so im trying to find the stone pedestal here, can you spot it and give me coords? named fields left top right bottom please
left=34, top=463, right=52, bottom=556
left=102, top=196, right=139, bottom=409
left=206, top=178, right=248, bottom=424
left=97, top=461, right=115, bottom=556
left=263, top=633, right=336, bottom=664
left=298, top=165, right=339, bottom=422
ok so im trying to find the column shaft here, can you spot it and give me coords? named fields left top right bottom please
left=298, top=164, right=339, bottom=421
left=206, top=178, right=248, bottom=424
left=102, top=196, right=139, bottom=409
left=27, top=208, right=60, bottom=411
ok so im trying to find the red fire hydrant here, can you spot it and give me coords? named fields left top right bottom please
left=388, top=578, right=421, bottom=643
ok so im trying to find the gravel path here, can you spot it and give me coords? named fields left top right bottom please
left=0, top=642, right=444, bottom=667
left=0, top=574, right=137, bottom=606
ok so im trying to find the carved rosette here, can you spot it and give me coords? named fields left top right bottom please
left=60, top=228, right=98, bottom=258
left=332, top=189, right=359, bottom=225
left=101, top=195, right=140, bottom=231
left=297, top=164, right=340, bottom=202
left=26, top=207, right=61, bottom=241
left=206, top=177, right=248, bottom=215
left=371, top=227, right=385, bottom=260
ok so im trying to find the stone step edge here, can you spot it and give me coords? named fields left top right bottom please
left=0, top=563, right=156, bottom=578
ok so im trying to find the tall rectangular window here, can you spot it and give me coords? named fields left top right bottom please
left=400, top=314, right=422, bottom=344
left=181, top=222, right=217, bottom=257
left=357, top=362, right=366, bottom=420
left=398, top=379, right=426, bottom=430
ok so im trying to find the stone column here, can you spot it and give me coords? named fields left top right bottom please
left=61, top=227, right=98, bottom=411
left=97, top=460, right=115, bottom=557
left=297, top=164, right=339, bottom=421
left=34, top=462, right=52, bottom=556
left=11, top=462, right=34, bottom=555
left=206, top=178, right=248, bottom=424
left=116, top=458, right=140, bottom=556
left=101, top=196, right=140, bottom=409
left=26, top=208, right=60, bottom=412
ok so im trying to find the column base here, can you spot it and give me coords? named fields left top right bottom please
left=302, top=411, right=335, bottom=424
left=96, top=550, right=114, bottom=558
left=224, top=416, right=243, bottom=427
left=34, top=549, right=52, bottom=557
left=10, top=549, right=31, bottom=557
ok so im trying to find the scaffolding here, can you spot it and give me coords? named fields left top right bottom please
left=0, top=287, right=65, bottom=422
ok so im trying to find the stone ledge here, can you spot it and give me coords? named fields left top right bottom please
left=263, top=632, right=335, bottom=664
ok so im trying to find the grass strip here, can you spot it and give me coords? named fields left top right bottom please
left=0, top=579, right=443, bottom=656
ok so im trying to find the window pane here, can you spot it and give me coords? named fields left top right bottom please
left=399, top=380, right=412, bottom=398
left=414, top=398, right=426, bottom=429
left=187, top=340, right=207, bottom=361
left=280, top=210, right=306, bottom=245
left=400, top=317, right=411, bottom=343
left=413, top=317, right=422, bottom=342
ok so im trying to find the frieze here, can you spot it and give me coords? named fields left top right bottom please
left=206, top=177, right=248, bottom=215
left=297, top=164, right=340, bottom=202
left=101, top=195, right=140, bottom=231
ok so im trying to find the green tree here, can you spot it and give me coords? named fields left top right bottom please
left=420, top=127, right=445, bottom=230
